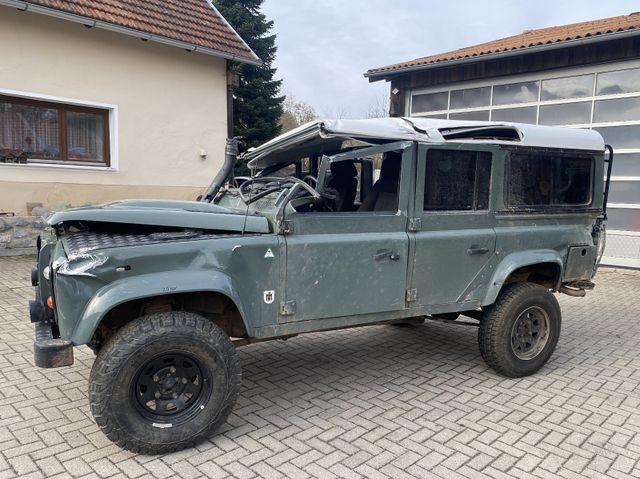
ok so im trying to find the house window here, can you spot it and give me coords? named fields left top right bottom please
left=424, top=149, right=492, bottom=211
left=0, top=95, right=109, bottom=166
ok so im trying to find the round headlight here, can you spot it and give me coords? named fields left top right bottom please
left=43, top=266, right=51, bottom=280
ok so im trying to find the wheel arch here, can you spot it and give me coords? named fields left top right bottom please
left=482, top=250, right=563, bottom=307
left=71, top=270, right=251, bottom=346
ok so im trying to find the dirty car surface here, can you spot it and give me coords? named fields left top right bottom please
left=29, top=118, right=612, bottom=454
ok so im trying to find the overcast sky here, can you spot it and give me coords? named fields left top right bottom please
left=261, top=0, right=640, bottom=118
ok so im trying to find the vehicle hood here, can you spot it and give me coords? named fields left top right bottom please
left=46, top=199, right=271, bottom=234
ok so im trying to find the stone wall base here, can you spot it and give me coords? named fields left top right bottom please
left=0, top=215, right=46, bottom=256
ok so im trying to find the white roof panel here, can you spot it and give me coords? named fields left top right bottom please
left=245, top=118, right=605, bottom=169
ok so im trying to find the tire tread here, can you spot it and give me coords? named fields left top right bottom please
left=89, top=311, right=240, bottom=455
left=478, top=282, right=560, bottom=378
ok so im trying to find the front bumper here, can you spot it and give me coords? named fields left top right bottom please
left=32, top=235, right=73, bottom=368
left=30, top=289, right=73, bottom=368
left=33, top=320, right=74, bottom=368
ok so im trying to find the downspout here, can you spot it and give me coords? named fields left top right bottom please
left=226, top=61, right=237, bottom=138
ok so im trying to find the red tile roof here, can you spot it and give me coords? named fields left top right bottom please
left=367, top=13, right=640, bottom=77
left=19, top=0, right=259, bottom=63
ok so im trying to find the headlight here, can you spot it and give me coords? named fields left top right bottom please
left=43, top=266, right=51, bottom=280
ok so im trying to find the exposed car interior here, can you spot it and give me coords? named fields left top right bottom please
left=219, top=139, right=405, bottom=215
left=326, top=160, right=358, bottom=211
left=358, top=151, right=401, bottom=212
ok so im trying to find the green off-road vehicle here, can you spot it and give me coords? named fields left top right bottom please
left=30, top=118, right=612, bottom=454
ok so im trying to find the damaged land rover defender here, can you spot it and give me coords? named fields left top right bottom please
left=29, top=118, right=612, bottom=454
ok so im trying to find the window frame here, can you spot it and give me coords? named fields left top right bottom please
left=0, top=92, right=112, bottom=168
left=421, top=146, right=494, bottom=213
left=503, top=148, right=596, bottom=211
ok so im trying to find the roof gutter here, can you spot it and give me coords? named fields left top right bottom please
left=365, top=27, right=640, bottom=82
left=0, top=0, right=262, bottom=66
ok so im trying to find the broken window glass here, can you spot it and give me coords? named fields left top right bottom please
left=506, top=153, right=593, bottom=208
left=424, top=149, right=491, bottom=211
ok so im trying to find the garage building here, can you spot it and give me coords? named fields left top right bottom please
left=366, top=13, right=640, bottom=268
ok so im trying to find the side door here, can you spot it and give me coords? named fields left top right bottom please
left=409, top=144, right=498, bottom=311
left=280, top=143, right=415, bottom=322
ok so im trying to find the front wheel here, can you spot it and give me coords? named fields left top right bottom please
left=89, top=312, right=241, bottom=454
left=478, top=283, right=561, bottom=378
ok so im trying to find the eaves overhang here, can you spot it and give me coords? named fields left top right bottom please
left=0, top=0, right=263, bottom=66
left=365, top=27, right=640, bottom=82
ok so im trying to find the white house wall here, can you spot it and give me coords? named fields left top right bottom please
left=0, top=5, right=228, bottom=213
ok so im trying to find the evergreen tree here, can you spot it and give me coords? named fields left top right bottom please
left=212, top=0, right=283, bottom=152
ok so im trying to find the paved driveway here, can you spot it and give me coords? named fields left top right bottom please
left=1, top=255, right=639, bottom=478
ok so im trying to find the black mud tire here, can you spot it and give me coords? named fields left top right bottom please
left=478, top=283, right=561, bottom=378
left=89, top=312, right=241, bottom=454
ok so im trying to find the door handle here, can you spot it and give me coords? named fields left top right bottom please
left=467, top=246, right=489, bottom=255
left=374, top=250, right=400, bottom=261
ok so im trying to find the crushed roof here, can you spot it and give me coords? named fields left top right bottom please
left=245, top=118, right=605, bottom=169
left=17, top=0, right=259, bottom=63
left=367, top=13, right=640, bottom=77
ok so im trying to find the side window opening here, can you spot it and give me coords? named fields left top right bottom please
left=358, top=151, right=402, bottom=212
left=289, top=142, right=408, bottom=214
left=424, top=149, right=492, bottom=211
left=506, top=152, right=593, bottom=208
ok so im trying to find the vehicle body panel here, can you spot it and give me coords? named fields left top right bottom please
left=51, top=234, right=282, bottom=344
left=30, top=118, right=609, bottom=363
left=47, top=199, right=271, bottom=234
left=410, top=143, right=498, bottom=311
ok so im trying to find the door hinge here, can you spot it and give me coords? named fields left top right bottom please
left=408, top=218, right=421, bottom=232
left=277, top=220, right=293, bottom=235
left=406, top=288, right=418, bottom=302
left=280, top=300, right=296, bottom=316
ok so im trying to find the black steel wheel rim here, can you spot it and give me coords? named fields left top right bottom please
left=510, top=306, right=550, bottom=360
left=132, top=352, right=211, bottom=423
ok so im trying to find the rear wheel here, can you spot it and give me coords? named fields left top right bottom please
left=478, top=283, right=560, bottom=377
left=89, top=311, right=241, bottom=454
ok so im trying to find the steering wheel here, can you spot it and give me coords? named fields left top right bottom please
left=239, top=176, right=322, bottom=205
left=303, top=175, right=318, bottom=187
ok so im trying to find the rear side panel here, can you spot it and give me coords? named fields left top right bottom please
left=564, top=245, right=598, bottom=282
left=493, top=146, right=604, bottom=290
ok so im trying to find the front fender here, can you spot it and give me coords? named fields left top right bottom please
left=70, top=270, right=249, bottom=345
left=481, top=250, right=564, bottom=307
